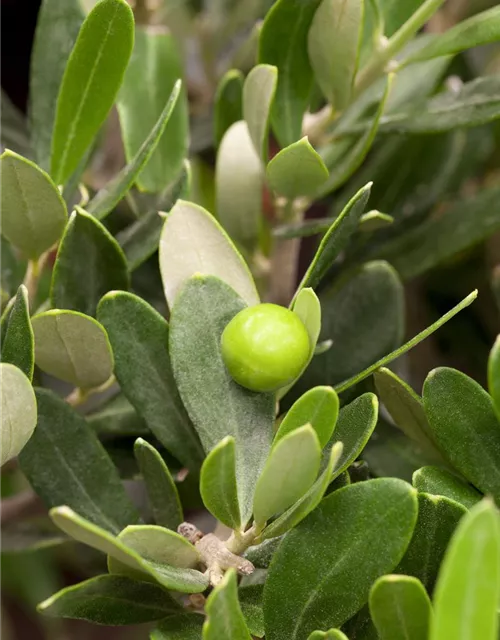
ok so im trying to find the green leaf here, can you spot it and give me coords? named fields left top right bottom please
left=169, top=276, right=275, bottom=523
left=336, top=291, right=477, bottom=393
left=278, top=287, right=321, bottom=399
left=151, top=614, right=205, bottom=639
left=373, top=367, right=444, bottom=462
left=214, top=69, right=244, bottom=148
left=369, top=575, right=431, bottom=640
left=1, top=363, right=37, bottom=466
left=97, top=292, right=203, bottom=468
left=134, top=438, right=183, bottom=530
left=87, top=80, right=182, bottom=220
left=29, top=0, right=84, bottom=171
left=263, top=478, right=418, bottom=639
left=295, top=183, right=371, bottom=295
left=377, top=185, right=500, bottom=280
left=51, top=207, right=129, bottom=316
left=159, top=200, right=259, bottom=310
left=239, top=584, right=265, bottom=638
left=50, top=506, right=208, bottom=593
left=402, top=6, right=500, bottom=65
left=51, top=0, right=134, bottom=185
left=1, top=285, right=34, bottom=380
left=258, top=0, right=321, bottom=147
left=38, top=574, right=182, bottom=624
left=488, top=335, right=500, bottom=421
left=245, top=537, right=283, bottom=569
left=117, top=27, right=188, bottom=193
left=259, top=441, right=343, bottom=540
left=200, top=436, right=241, bottom=530
left=412, top=467, right=481, bottom=510
left=423, top=367, right=500, bottom=501
left=430, top=500, right=500, bottom=640
left=254, top=425, right=321, bottom=526
left=203, top=570, right=252, bottom=640
left=216, top=121, right=263, bottom=251
left=275, top=386, right=339, bottom=448
left=266, top=137, right=329, bottom=200
left=87, top=394, right=148, bottom=438
left=0, top=150, right=67, bottom=259
left=308, top=0, right=363, bottom=110
left=19, top=389, right=138, bottom=532
left=308, top=631, right=349, bottom=640
left=397, top=493, right=466, bottom=592
left=324, top=393, right=378, bottom=479
left=317, top=75, right=392, bottom=196
left=32, top=310, right=114, bottom=389
left=243, top=64, right=278, bottom=161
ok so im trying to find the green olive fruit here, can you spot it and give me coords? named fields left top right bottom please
left=221, top=303, right=310, bottom=392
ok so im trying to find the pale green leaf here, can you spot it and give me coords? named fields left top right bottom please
left=203, top=570, right=252, bottom=640
left=215, top=69, right=244, bottom=148
left=488, top=335, right=500, bottom=421
left=243, top=64, right=278, bottom=161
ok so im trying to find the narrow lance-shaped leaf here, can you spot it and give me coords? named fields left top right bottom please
left=159, top=200, right=260, bottom=310
left=51, top=207, right=129, bottom=317
left=263, top=479, right=418, bottom=639
left=243, top=64, right=278, bottom=162
left=214, top=69, right=244, bottom=148
left=19, top=390, right=138, bottom=532
left=117, top=27, right=188, bottom=193
left=0, top=150, right=67, bottom=259
left=29, top=0, right=84, bottom=170
left=97, top=291, right=204, bottom=470
left=1, top=285, right=34, bottom=380
left=253, top=425, right=321, bottom=527
left=488, top=335, right=500, bottom=421
left=200, top=437, right=241, bottom=530
left=37, top=575, right=182, bottom=625
left=134, top=438, right=183, bottom=530
left=1, top=363, right=37, bottom=466
left=430, top=500, right=500, bottom=640
left=266, top=137, right=329, bottom=200
left=32, top=310, right=114, bottom=389
left=203, top=570, right=252, bottom=640
left=308, top=0, right=364, bottom=111
left=412, top=467, right=481, bottom=510
left=169, top=276, right=275, bottom=524
left=369, top=575, right=432, bottom=640
left=51, top=0, right=135, bottom=185
left=258, top=0, right=321, bottom=147
left=87, top=80, right=182, bottom=220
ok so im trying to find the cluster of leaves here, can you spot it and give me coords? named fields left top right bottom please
left=1, top=0, right=500, bottom=638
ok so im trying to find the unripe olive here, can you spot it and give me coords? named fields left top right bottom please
left=221, top=303, right=310, bottom=392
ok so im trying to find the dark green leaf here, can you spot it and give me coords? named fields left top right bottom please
left=87, top=80, right=182, bottom=220
left=423, top=367, right=500, bottom=501
left=258, top=0, right=321, bottom=147
left=169, top=276, right=274, bottom=523
left=243, top=64, right=277, bottom=162
left=397, top=493, right=466, bottom=592
left=430, top=500, right=500, bottom=640
left=1, top=363, right=37, bottom=466
left=412, top=467, right=481, bottom=510
left=0, top=149, right=67, bottom=259
left=488, top=335, right=500, bottom=421
left=29, top=0, right=84, bottom=171
left=97, top=291, right=204, bottom=470
left=369, top=575, right=431, bottom=640
left=38, top=574, right=181, bottom=624
left=32, top=310, right=114, bottom=389
left=1, top=285, right=34, bottom=379
left=151, top=614, right=205, bottom=639
left=295, top=183, right=371, bottom=296
left=200, top=436, right=241, bottom=529
left=51, top=207, right=129, bottom=316
left=275, top=386, right=339, bottom=448
left=134, top=438, right=183, bottom=530
left=245, top=537, right=283, bottom=569
left=239, top=584, right=265, bottom=638
left=263, top=478, right=418, bottom=639
left=266, top=137, right=329, bottom=200
left=87, top=394, right=148, bottom=438
left=19, top=389, right=138, bottom=533
left=203, top=570, right=252, bottom=640
left=117, top=27, right=188, bottom=193
left=51, top=0, right=134, bottom=185
left=215, top=69, right=244, bottom=148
